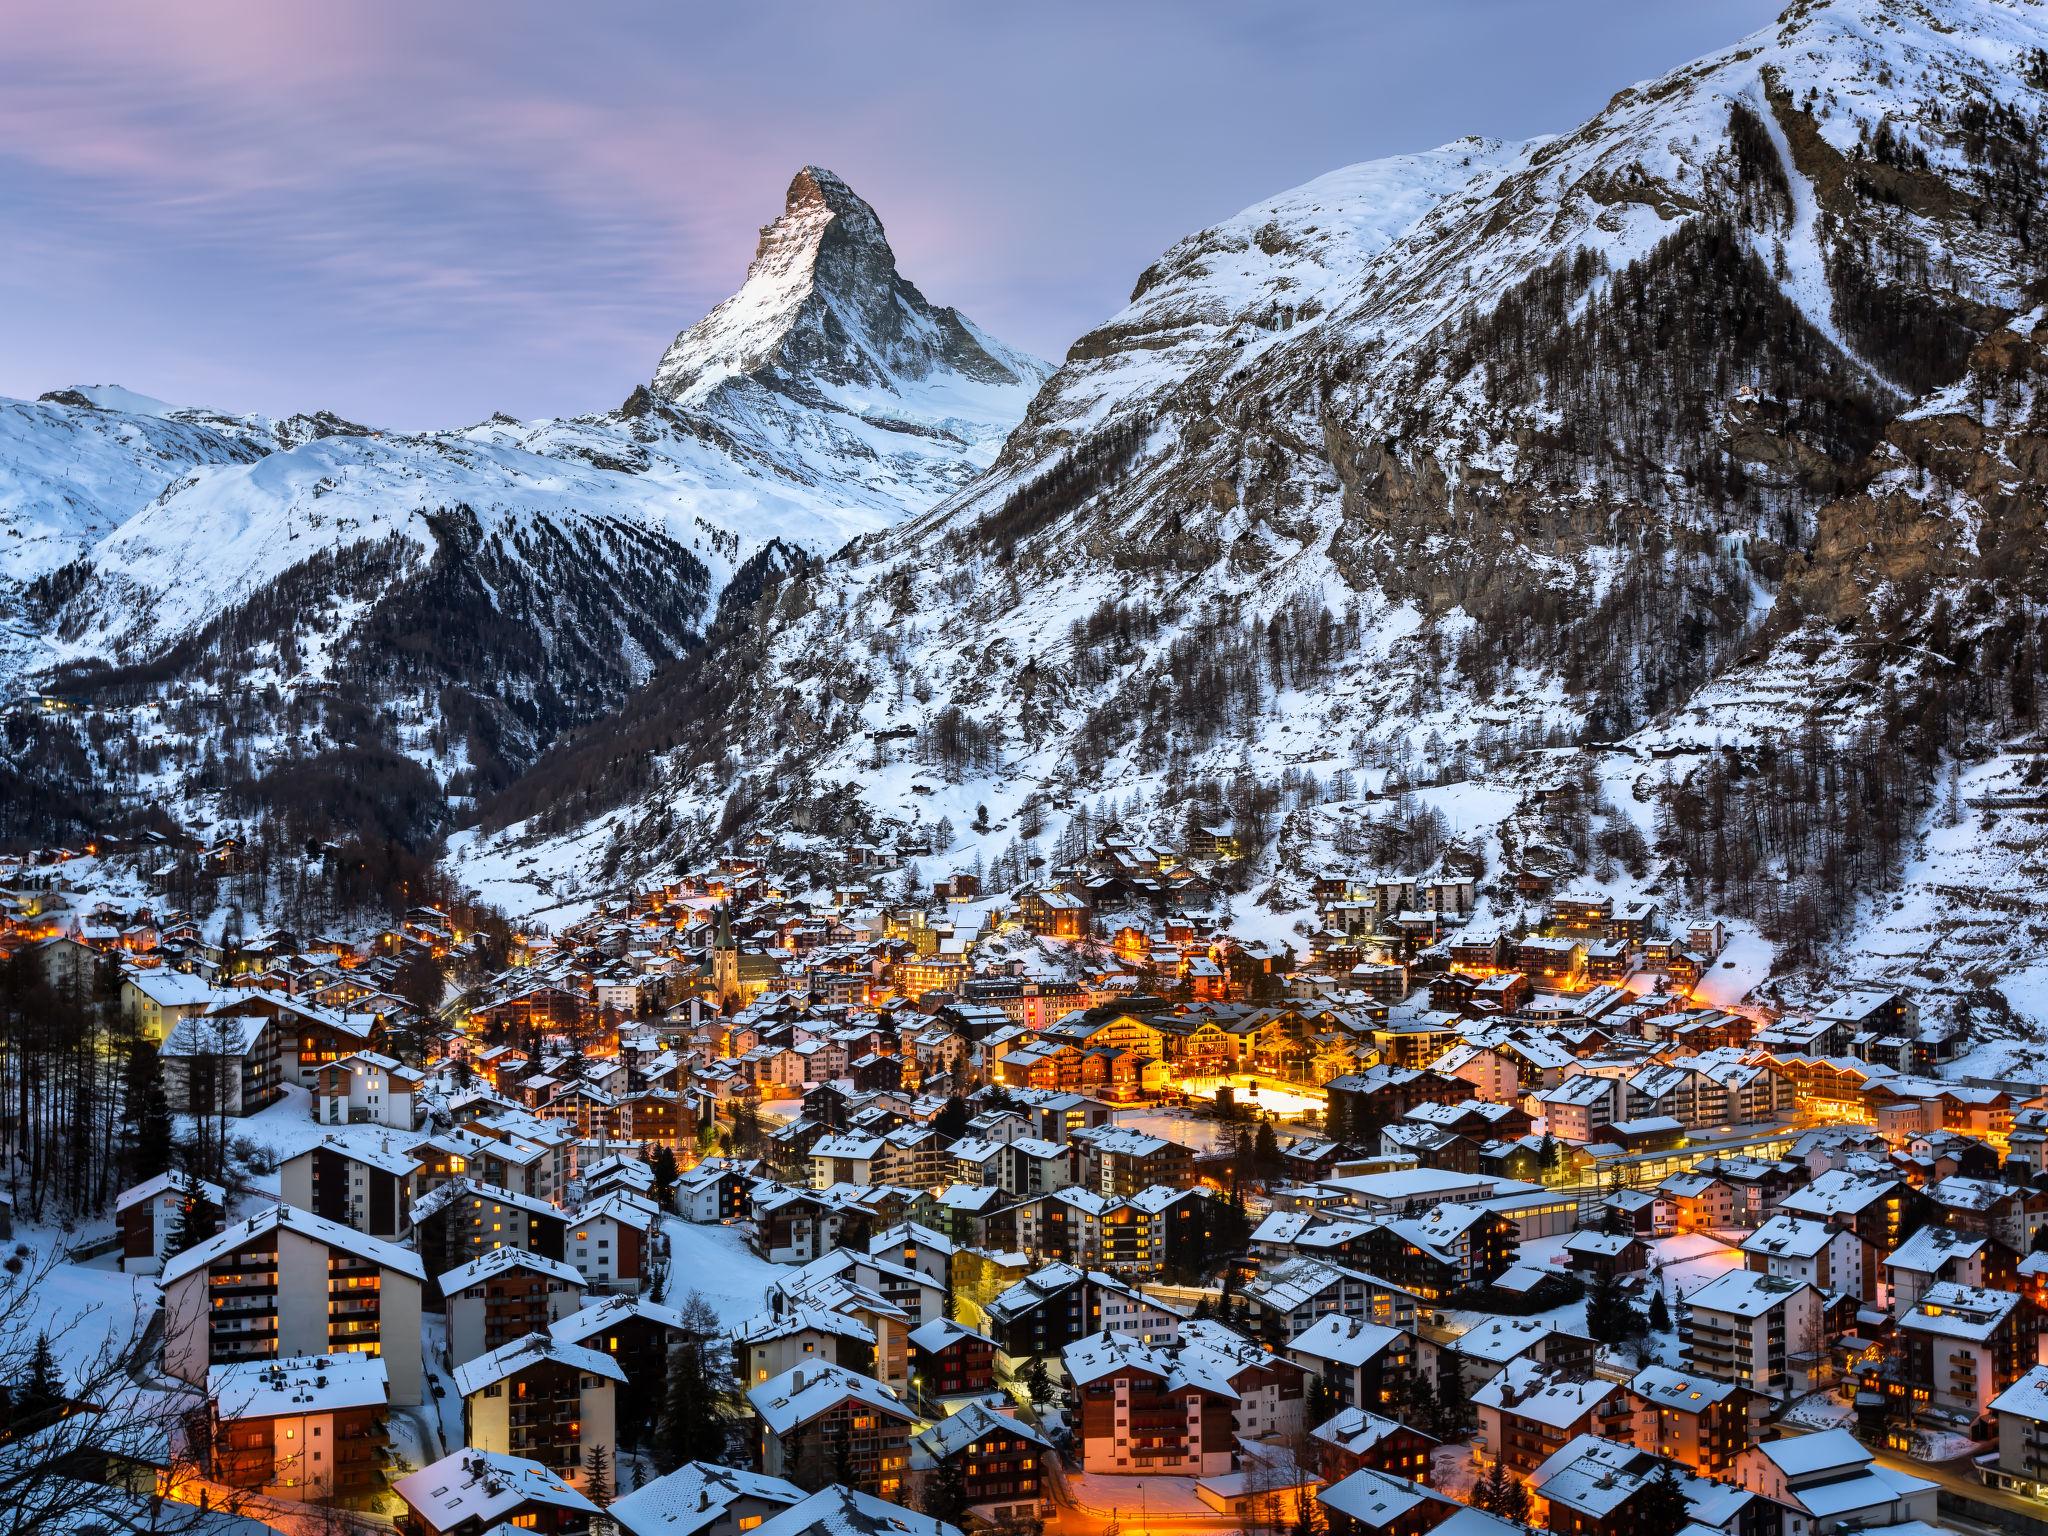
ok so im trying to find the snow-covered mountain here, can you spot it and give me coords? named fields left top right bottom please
left=464, top=0, right=2048, bottom=1040
left=0, top=168, right=1047, bottom=844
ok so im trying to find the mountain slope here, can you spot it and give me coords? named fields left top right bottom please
left=0, top=168, right=1047, bottom=847
left=466, top=0, right=2048, bottom=1038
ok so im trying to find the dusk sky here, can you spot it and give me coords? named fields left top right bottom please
left=3, top=2, right=1784, bottom=430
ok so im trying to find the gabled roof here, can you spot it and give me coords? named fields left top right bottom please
left=394, top=1450, right=598, bottom=1526
left=439, top=1245, right=586, bottom=1297
left=611, top=1463, right=806, bottom=1536
left=451, top=1330, right=624, bottom=1397
left=1286, top=1313, right=1404, bottom=1368
left=162, top=1203, right=425, bottom=1284
left=747, top=1362, right=910, bottom=1435
left=750, top=1486, right=961, bottom=1536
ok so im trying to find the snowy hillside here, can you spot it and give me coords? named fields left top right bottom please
left=464, top=0, right=2048, bottom=1047
left=0, top=167, right=1047, bottom=846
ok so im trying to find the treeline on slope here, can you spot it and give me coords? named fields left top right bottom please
left=474, top=540, right=817, bottom=841
left=1454, top=528, right=1759, bottom=741
left=0, top=952, right=160, bottom=1221
left=23, top=507, right=715, bottom=854
left=1444, top=216, right=1892, bottom=533
left=1063, top=592, right=1377, bottom=786
left=1657, top=600, right=2048, bottom=966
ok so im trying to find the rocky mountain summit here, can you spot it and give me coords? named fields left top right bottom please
left=0, top=170, right=1046, bottom=848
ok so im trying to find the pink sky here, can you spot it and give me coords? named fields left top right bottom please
left=0, top=1, right=1783, bottom=428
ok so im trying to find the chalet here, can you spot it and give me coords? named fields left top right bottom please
left=1308, top=1406, right=1439, bottom=1484
left=1679, top=1270, right=1822, bottom=1401
left=1284, top=1314, right=1421, bottom=1415
left=1740, top=1216, right=1874, bottom=1303
left=120, top=966, right=227, bottom=1044
left=115, top=1169, right=226, bottom=1276
left=734, top=1304, right=878, bottom=1389
left=209, top=1352, right=390, bottom=1501
left=1017, top=888, right=1091, bottom=940
left=1883, top=1225, right=2012, bottom=1313
left=747, top=1361, right=914, bottom=1500
left=1317, top=1467, right=1465, bottom=1536
left=608, top=1464, right=805, bottom=1536
left=1474, top=1359, right=1630, bottom=1473
left=162, top=1203, right=426, bottom=1405
left=159, top=1008, right=284, bottom=1117
left=906, top=1315, right=996, bottom=1406
left=1732, top=1428, right=1938, bottom=1535
left=439, top=1248, right=587, bottom=1365
left=278, top=1137, right=420, bottom=1243
left=1533, top=1434, right=1770, bottom=1536
left=908, top=1399, right=1049, bottom=1524
left=1063, top=1329, right=1236, bottom=1477
left=1445, top=1317, right=1596, bottom=1394
left=314, top=1051, right=422, bottom=1130
left=1896, top=1281, right=2044, bottom=1421
left=395, top=1449, right=599, bottom=1536
left=980, top=1262, right=1176, bottom=1371
left=1240, top=1259, right=1421, bottom=1345
left=1624, top=1364, right=1763, bottom=1476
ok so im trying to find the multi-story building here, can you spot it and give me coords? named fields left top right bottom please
left=1898, top=1282, right=2044, bottom=1421
left=1625, top=1364, right=1763, bottom=1476
left=747, top=1362, right=914, bottom=1500
left=161, top=1204, right=425, bottom=1404
left=1062, top=1329, right=1237, bottom=1477
left=610, top=1464, right=805, bottom=1536
left=906, top=1316, right=996, bottom=1406
left=208, top=1353, right=389, bottom=1501
left=1990, top=1363, right=2048, bottom=1497
left=395, top=1449, right=599, bottom=1536
left=909, top=1399, right=1049, bottom=1525
left=1474, top=1360, right=1630, bottom=1473
left=115, top=1170, right=226, bottom=1277
left=278, top=1137, right=421, bottom=1243
left=313, top=1050, right=422, bottom=1129
left=1679, top=1270, right=1821, bottom=1401
left=439, top=1247, right=587, bottom=1366
left=1284, top=1315, right=1422, bottom=1414
left=453, top=1332, right=622, bottom=1491
left=979, top=1261, right=1178, bottom=1372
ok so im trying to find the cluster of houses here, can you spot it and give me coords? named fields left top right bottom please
left=22, top=833, right=2048, bottom=1536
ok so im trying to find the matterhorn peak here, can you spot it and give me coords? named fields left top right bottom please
left=650, top=166, right=1045, bottom=406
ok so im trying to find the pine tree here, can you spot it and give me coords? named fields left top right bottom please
left=167, top=1164, right=223, bottom=1257
left=1492, top=1459, right=1531, bottom=1523
left=120, top=1041, right=175, bottom=1187
left=582, top=1443, right=613, bottom=1507
left=14, top=1333, right=61, bottom=1430
left=648, top=1145, right=680, bottom=1206
left=1432, top=1362, right=1471, bottom=1439
left=1022, top=1356, right=1056, bottom=1411
left=1253, top=1121, right=1281, bottom=1178
left=656, top=1339, right=721, bottom=1474
left=934, top=1094, right=970, bottom=1142
left=1649, top=1288, right=1672, bottom=1332
left=1293, top=1483, right=1328, bottom=1536
left=1629, top=1461, right=1693, bottom=1536
left=1474, top=1456, right=1513, bottom=1515
left=921, top=1451, right=969, bottom=1526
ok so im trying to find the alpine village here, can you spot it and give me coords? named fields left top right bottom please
left=9, top=5, right=2048, bottom=1536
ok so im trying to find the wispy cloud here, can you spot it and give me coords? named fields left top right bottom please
left=0, top=0, right=1784, bottom=428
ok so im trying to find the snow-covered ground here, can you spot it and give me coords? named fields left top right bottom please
left=661, top=1215, right=788, bottom=1327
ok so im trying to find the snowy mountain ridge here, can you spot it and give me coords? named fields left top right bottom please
left=1, top=168, right=1048, bottom=845
left=461, top=0, right=2048, bottom=1050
